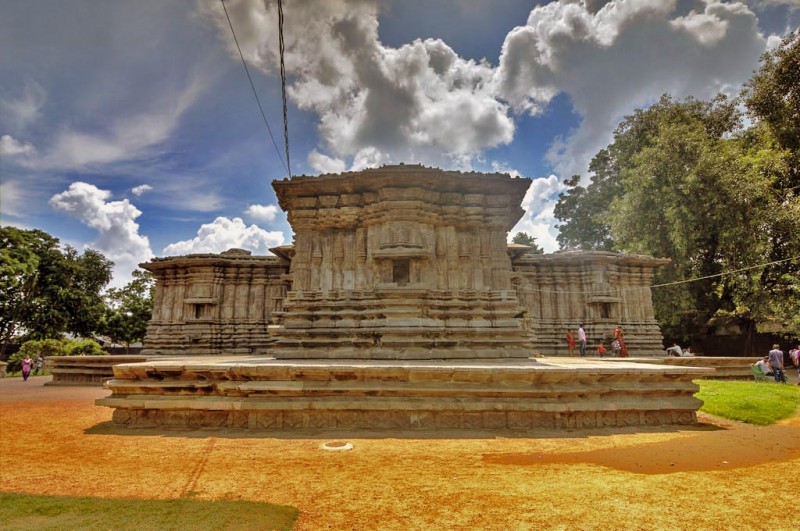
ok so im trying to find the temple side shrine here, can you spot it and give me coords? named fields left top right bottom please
left=99, top=165, right=709, bottom=431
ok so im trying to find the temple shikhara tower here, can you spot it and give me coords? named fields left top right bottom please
left=100, top=165, right=707, bottom=432
left=270, top=165, right=535, bottom=360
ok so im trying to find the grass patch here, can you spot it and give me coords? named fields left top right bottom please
left=696, top=379, right=800, bottom=425
left=0, top=492, right=298, bottom=530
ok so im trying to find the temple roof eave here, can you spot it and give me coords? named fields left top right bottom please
left=511, top=250, right=671, bottom=268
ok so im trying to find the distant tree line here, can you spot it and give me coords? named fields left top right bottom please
left=553, top=30, right=800, bottom=345
left=0, top=226, right=154, bottom=358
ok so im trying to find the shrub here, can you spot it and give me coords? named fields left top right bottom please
left=6, top=338, right=106, bottom=373
left=7, top=339, right=67, bottom=373
left=64, top=338, right=106, bottom=356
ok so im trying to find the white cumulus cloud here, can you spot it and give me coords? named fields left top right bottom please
left=308, top=149, right=346, bottom=174
left=495, top=0, right=768, bottom=178
left=510, top=174, right=566, bottom=252
left=162, top=217, right=285, bottom=256
left=202, top=0, right=770, bottom=180
left=131, top=184, right=153, bottom=196
left=245, top=203, right=279, bottom=223
left=200, top=0, right=515, bottom=169
left=49, top=182, right=154, bottom=287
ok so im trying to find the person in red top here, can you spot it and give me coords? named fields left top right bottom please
left=565, top=330, right=576, bottom=356
left=597, top=343, right=606, bottom=357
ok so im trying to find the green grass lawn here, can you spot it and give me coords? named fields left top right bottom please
left=696, top=379, right=800, bottom=425
left=0, top=492, right=299, bottom=531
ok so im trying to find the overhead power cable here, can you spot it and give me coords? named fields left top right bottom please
left=220, top=0, right=288, bottom=175
left=277, top=0, right=291, bottom=177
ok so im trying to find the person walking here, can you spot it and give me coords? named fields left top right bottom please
left=33, top=355, right=44, bottom=376
left=768, top=344, right=787, bottom=383
left=565, top=330, right=576, bottom=356
left=578, top=324, right=586, bottom=357
left=21, top=355, right=34, bottom=381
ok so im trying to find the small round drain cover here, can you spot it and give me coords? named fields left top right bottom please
left=320, top=441, right=353, bottom=451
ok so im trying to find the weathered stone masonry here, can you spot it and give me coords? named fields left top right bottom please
left=141, top=165, right=668, bottom=358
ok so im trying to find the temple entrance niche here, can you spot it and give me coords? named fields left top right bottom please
left=372, top=220, right=431, bottom=288
left=271, top=164, right=534, bottom=360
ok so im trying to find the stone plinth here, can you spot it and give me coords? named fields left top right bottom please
left=97, top=357, right=711, bottom=430
left=46, top=355, right=148, bottom=386
left=605, top=356, right=761, bottom=380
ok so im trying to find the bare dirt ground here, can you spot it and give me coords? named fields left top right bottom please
left=2, top=377, right=799, bottom=530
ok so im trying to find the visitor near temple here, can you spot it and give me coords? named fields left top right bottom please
left=578, top=325, right=587, bottom=357
left=754, top=356, right=772, bottom=376
left=767, top=344, right=787, bottom=383
left=20, top=355, right=33, bottom=381
left=614, top=326, right=628, bottom=357
left=566, top=330, right=576, bottom=356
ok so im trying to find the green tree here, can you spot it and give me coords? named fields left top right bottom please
left=511, top=232, right=544, bottom=254
left=100, top=270, right=154, bottom=351
left=0, top=227, right=113, bottom=351
left=742, top=29, right=800, bottom=182
left=553, top=88, right=800, bottom=342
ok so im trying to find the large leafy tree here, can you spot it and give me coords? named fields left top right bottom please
left=743, top=29, right=800, bottom=184
left=100, top=270, right=155, bottom=350
left=607, top=96, right=798, bottom=340
left=553, top=88, right=800, bottom=341
left=0, top=227, right=113, bottom=351
left=738, top=28, right=800, bottom=339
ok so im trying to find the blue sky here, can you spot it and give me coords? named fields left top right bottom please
left=1, top=0, right=797, bottom=287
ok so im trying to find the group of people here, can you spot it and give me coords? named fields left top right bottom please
left=753, top=344, right=800, bottom=384
left=566, top=325, right=628, bottom=357
left=19, top=354, right=44, bottom=381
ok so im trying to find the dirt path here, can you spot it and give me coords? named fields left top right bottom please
left=1, top=377, right=799, bottom=530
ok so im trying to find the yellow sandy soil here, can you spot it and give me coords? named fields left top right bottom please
left=1, top=377, right=799, bottom=530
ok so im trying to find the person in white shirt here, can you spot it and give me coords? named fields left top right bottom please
left=577, top=325, right=586, bottom=357
left=754, top=356, right=772, bottom=376
left=666, top=344, right=683, bottom=357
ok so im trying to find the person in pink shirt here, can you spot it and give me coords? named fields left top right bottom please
left=21, top=355, right=34, bottom=381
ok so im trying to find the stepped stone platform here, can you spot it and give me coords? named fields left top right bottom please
left=603, top=356, right=760, bottom=380
left=46, top=355, right=149, bottom=386
left=96, top=357, right=712, bottom=431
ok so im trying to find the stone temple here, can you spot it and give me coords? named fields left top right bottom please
left=98, top=165, right=709, bottom=431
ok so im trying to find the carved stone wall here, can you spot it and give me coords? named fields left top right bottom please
left=141, top=249, right=289, bottom=356
left=512, top=251, right=669, bottom=356
left=271, top=164, right=534, bottom=359
left=140, top=166, right=669, bottom=358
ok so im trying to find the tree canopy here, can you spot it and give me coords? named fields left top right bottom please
left=99, top=270, right=155, bottom=350
left=0, top=227, right=113, bottom=350
left=511, top=232, right=544, bottom=254
left=553, top=32, right=800, bottom=341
